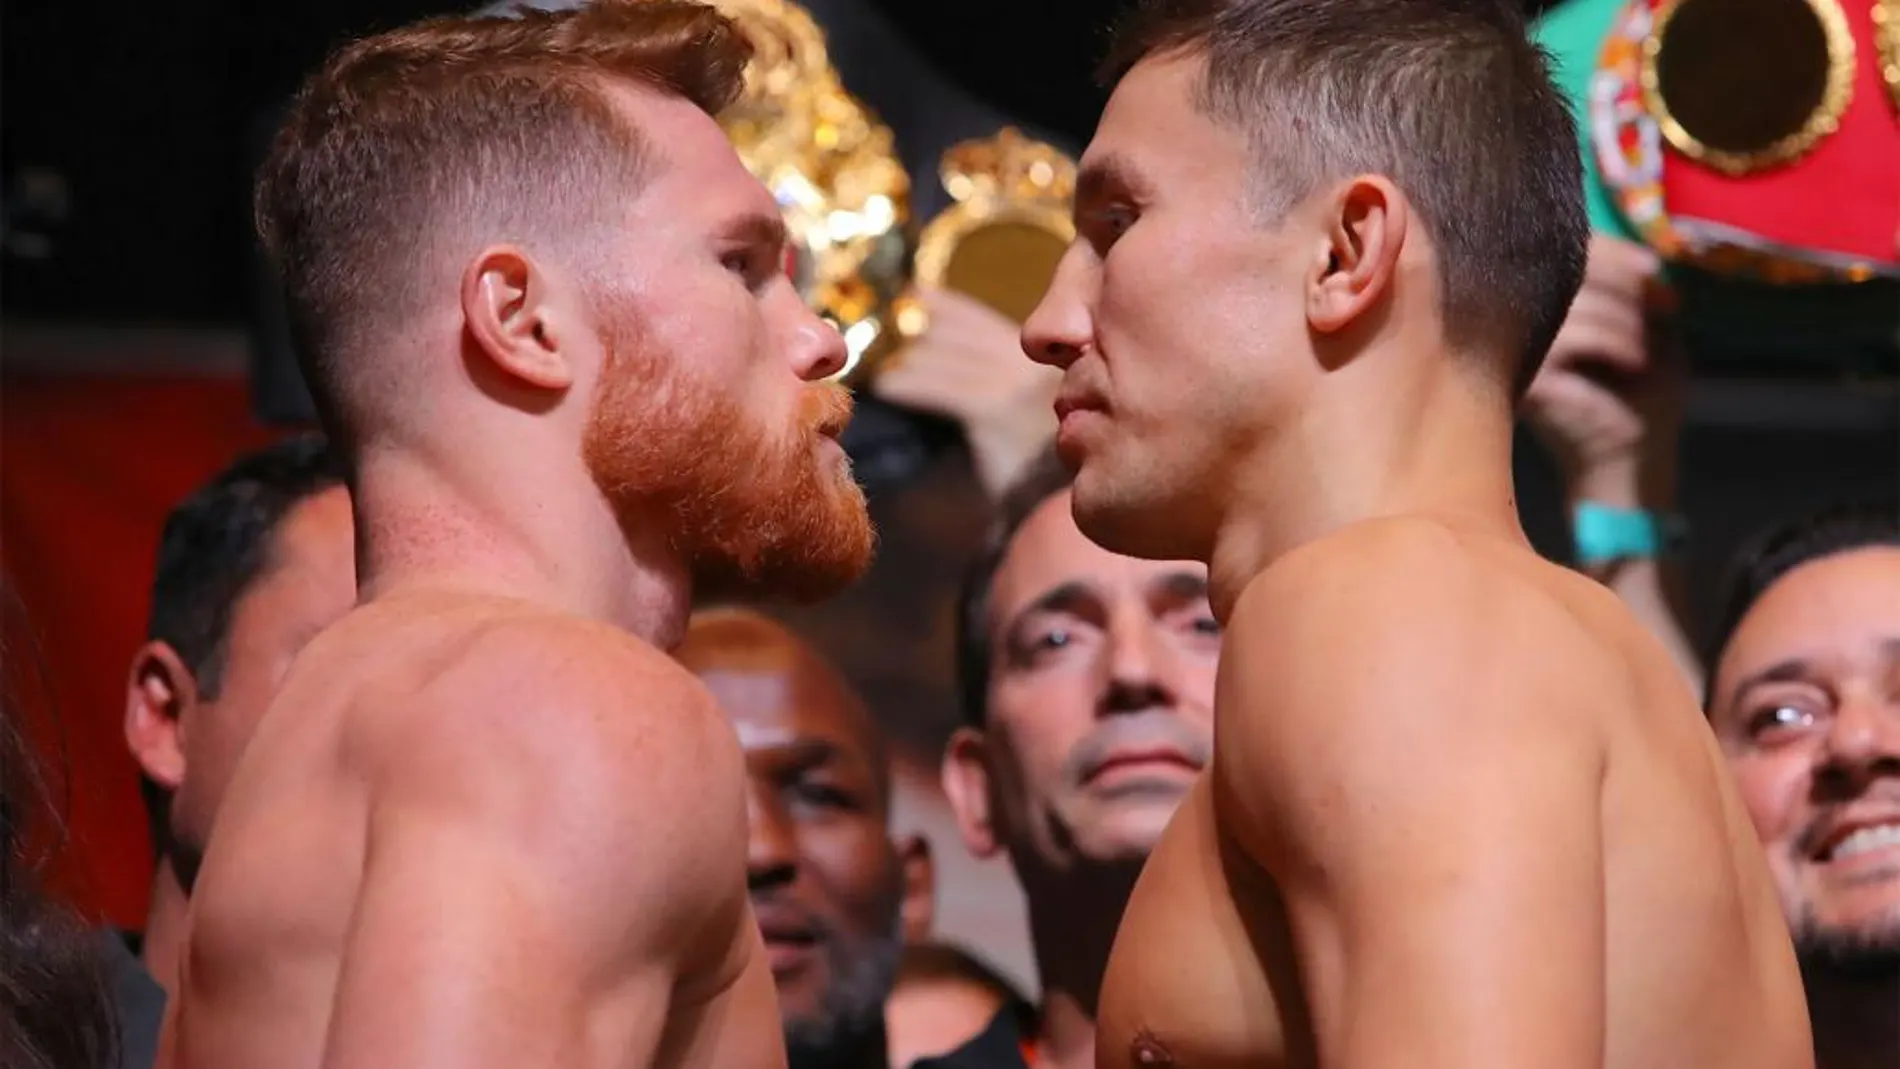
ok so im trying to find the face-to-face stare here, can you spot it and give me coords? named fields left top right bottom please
left=676, top=611, right=927, bottom=1063
left=1709, top=546, right=1900, bottom=961
left=946, top=491, right=1219, bottom=877
left=141, top=486, right=357, bottom=876
left=579, top=87, right=872, bottom=602
left=1022, top=53, right=1311, bottom=562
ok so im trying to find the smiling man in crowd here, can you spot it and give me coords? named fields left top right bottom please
left=1705, top=505, right=1900, bottom=1069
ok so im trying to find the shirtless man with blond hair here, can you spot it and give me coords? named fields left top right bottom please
left=1021, top=1, right=1813, bottom=1066
left=160, top=3, right=873, bottom=1066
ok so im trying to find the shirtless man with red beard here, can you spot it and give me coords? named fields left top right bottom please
left=157, top=4, right=871, bottom=1068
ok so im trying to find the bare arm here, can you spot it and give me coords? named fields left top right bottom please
left=1216, top=530, right=1609, bottom=1069
left=319, top=633, right=757, bottom=1069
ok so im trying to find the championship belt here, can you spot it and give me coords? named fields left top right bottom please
left=903, top=126, right=1079, bottom=330
left=716, top=1, right=1079, bottom=384
left=1583, top=0, right=1900, bottom=369
left=715, top=0, right=913, bottom=384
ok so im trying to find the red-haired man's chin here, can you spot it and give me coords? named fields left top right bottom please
left=691, top=494, right=875, bottom=605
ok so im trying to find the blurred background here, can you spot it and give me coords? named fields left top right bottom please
left=3, top=0, right=1895, bottom=992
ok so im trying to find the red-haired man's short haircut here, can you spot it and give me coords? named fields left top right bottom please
left=254, top=0, right=752, bottom=447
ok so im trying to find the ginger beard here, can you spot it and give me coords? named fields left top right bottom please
left=580, top=323, right=874, bottom=603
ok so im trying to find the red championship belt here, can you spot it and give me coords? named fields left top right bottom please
left=1594, top=0, right=1900, bottom=285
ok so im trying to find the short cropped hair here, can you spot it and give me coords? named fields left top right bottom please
left=1704, top=501, right=1900, bottom=701
left=1103, top=0, right=1589, bottom=396
left=254, top=0, right=752, bottom=446
left=148, top=434, right=347, bottom=698
left=955, top=445, right=1075, bottom=728
left=142, top=434, right=345, bottom=854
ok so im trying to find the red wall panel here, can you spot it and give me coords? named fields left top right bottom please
left=2, top=373, right=277, bottom=928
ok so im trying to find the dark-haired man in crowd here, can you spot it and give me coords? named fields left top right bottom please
left=677, top=608, right=933, bottom=1069
left=1703, top=506, right=1900, bottom=1069
left=1019, top=0, right=1809, bottom=1065
left=114, top=434, right=353, bottom=1066
left=932, top=448, right=1219, bottom=1069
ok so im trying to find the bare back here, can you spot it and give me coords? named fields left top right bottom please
left=166, top=592, right=783, bottom=1069
left=1098, top=519, right=1810, bottom=1068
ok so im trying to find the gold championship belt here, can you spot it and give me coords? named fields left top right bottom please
left=716, top=0, right=1078, bottom=385
left=908, top=127, right=1078, bottom=328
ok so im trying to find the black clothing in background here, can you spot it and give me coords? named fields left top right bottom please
left=96, top=930, right=164, bottom=1069
left=910, top=1008, right=1033, bottom=1069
